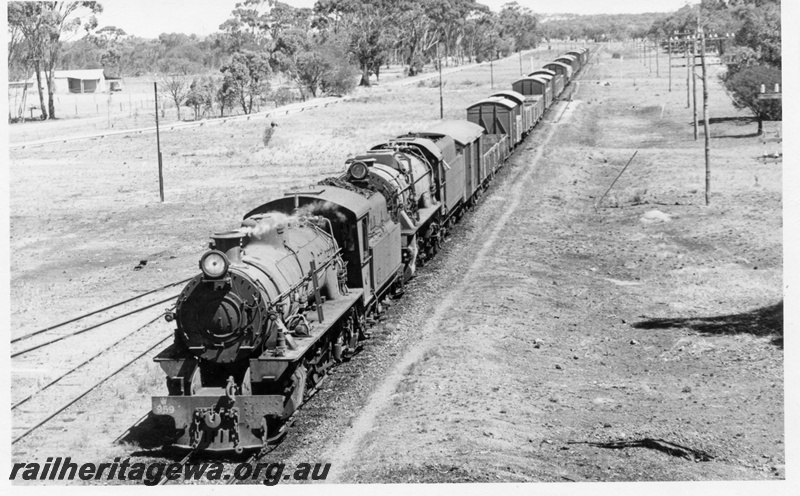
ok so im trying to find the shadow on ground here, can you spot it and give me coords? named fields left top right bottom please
left=118, top=412, right=178, bottom=450
left=707, top=116, right=754, bottom=125
left=633, top=301, right=783, bottom=347
left=687, top=116, right=761, bottom=139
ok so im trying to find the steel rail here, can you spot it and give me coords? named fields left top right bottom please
left=11, top=294, right=178, bottom=358
left=12, top=334, right=172, bottom=445
left=11, top=277, right=191, bottom=344
left=12, top=314, right=166, bottom=410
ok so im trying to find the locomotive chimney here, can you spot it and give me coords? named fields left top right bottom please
left=210, top=231, right=246, bottom=264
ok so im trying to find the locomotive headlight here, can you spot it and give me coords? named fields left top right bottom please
left=199, top=250, right=229, bottom=279
left=349, top=161, right=369, bottom=180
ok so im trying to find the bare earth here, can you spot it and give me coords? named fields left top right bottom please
left=8, top=43, right=784, bottom=486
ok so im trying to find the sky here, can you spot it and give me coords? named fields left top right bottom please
left=95, top=0, right=702, bottom=39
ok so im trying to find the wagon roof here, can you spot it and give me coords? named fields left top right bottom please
left=490, top=90, right=527, bottom=105
left=514, top=76, right=548, bottom=86
left=423, top=120, right=484, bottom=146
left=468, top=97, right=517, bottom=110
left=529, top=69, right=555, bottom=78
left=546, top=61, right=572, bottom=70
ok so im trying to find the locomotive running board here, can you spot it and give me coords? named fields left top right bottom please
left=256, top=289, right=364, bottom=363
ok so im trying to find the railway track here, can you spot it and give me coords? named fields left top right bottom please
left=11, top=280, right=189, bottom=447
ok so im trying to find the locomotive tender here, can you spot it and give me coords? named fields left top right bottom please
left=151, top=47, right=590, bottom=453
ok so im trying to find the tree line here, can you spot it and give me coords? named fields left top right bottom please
left=8, top=0, right=545, bottom=121
left=8, top=0, right=780, bottom=126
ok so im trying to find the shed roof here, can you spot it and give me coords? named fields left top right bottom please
left=52, top=69, right=105, bottom=80
left=423, top=120, right=484, bottom=146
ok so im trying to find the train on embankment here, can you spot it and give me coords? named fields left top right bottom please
left=151, top=47, right=592, bottom=453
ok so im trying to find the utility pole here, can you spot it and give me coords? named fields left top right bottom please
left=685, top=37, right=690, bottom=107
left=490, top=51, right=494, bottom=89
left=655, top=37, right=660, bottom=77
left=437, top=43, right=444, bottom=119
left=154, top=82, right=164, bottom=202
left=668, top=37, right=672, bottom=91
left=691, top=34, right=698, bottom=140
left=700, top=26, right=710, bottom=205
left=519, top=50, right=523, bottom=75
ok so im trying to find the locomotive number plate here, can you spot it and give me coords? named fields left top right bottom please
left=154, top=404, right=176, bottom=415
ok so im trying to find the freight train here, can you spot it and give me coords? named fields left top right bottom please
left=151, top=47, right=591, bottom=453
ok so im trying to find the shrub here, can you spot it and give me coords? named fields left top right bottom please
left=271, top=87, right=298, bottom=107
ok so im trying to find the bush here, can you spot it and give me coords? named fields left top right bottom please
left=320, top=58, right=357, bottom=96
left=270, top=87, right=298, bottom=107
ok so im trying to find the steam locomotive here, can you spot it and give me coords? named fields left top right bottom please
left=151, top=48, right=590, bottom=452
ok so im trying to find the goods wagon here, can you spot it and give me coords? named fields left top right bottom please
left=512, top=76, right=553, bottom=109
left=491, top=90, right=535, bottom=135
left=543, top=61, right=573, bottom=84
left=555, top=54, right=580, bottom=75
left=467, top=97, right=521, bottom=147
left=423, top=120, right=485, bottom=205
left=567, top=49, right=587, bottom=66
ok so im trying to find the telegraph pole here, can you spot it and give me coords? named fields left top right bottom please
left=490, top=51, right=494, bottom=89
left=437, top=43, right=444, bottom=119
left=700, top=27, right=710, bottom=205
left=154, top=82, right=164, bottom=202
left=691, top=34, right=698, bottom=140
left=685, top=37, right=690, bottom=107
left=668, top=37, right=672, bottom=91
left=655, top=37, right=660, bottom=77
